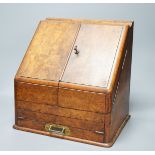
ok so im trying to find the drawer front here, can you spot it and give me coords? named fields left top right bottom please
left=16, top=118, right=104, bottom=143
left=16, top=101, right=104, bottom=123
left=15, top=81, right=58, bottom=105
left=17, top=109, right=104, bottom=132
left=58, top=87, right=106, bottom=113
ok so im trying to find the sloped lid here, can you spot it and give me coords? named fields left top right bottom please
left=16, top=19, right=129, bottom=91
left=16, top=20, right=80, bottom=87
left=59, top=23, right=129, bottom=93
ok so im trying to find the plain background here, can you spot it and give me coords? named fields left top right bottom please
left=0, top=3, right=155, bottom=151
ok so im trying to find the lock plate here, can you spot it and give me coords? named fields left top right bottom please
left=45, top=124, right=70, bottom=136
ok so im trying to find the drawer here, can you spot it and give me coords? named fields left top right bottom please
left=16, top=101, right=104, bottom=123
left=15, top=81, right=58, bottom=105
left=16, top=118, right=104, bottom=143
left=17, top=109, right=104, bottom=131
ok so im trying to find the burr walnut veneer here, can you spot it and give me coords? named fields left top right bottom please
left=14, top=18, right=134, bottom=147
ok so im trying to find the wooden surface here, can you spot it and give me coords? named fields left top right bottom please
left=16, top=18, right=129, bottom=92
left=47, top=18, right=133, bottom=27
left=109, top=24, right=133, bottom=142
left=16, top=20, right=80, bottom=86
left=61, top=24, right=123, bottom=88
left=16, top=119, right=104, bottom=143
left=58, top=87, right=107, bottom=113
left=17, top=109, right=104, bottom=131
left=15, top=81, right=58, bottom=105
left=16, top=101, right=105, bottom=122
left=13, top=115, right=130, bottom=148
left=110, top=48, right=130, bottom=142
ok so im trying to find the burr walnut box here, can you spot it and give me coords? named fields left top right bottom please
left=14, top=18, right=133, bottom=147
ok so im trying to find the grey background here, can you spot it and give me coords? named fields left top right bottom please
left=0, top=3, right=155, bottom=151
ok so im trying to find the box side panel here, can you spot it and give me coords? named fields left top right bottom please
left=108, top=25, right=133, bottom=142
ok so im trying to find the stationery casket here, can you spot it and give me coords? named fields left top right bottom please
left=14, top=18, right=134, bottom=147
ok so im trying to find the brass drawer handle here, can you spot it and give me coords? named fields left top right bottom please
left=74, top=45, right=79, bottom=54
left=45, top=124, right=70, bottom=136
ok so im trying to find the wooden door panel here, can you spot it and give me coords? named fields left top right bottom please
left=61, top=24, right=123, bottom=88
left=17, top=21, right=80, bottom=82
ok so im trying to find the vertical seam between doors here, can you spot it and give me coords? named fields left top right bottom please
left=57, top=23, right=81, bottom=105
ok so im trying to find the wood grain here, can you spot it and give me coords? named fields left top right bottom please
left=17, top=20, right=80, bottom=85
left=109, top=24, right=133, bottom=142
left=58, top=87, right=107, bottom=113
left=46, top=18, right=133, bottom=27
left=16, top=119, right=104, bottom=143
left=17, top=109, right=104, bottom=131
left=15, top=81, right=58, bottom=105
left=14, top=115, right=130, bottom=148
left=16, top=101, right=105, bottom=122
left=61, top=24, right=123, bottom=88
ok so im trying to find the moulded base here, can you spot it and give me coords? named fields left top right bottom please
left=13, top=115, right=130, bottom=148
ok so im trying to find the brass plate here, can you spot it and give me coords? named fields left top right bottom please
left=45, top=124, right=70, bottom=136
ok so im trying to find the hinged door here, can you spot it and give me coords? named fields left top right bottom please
left=61, top=24, right=123, bottom=88
left=16, top=20, right=80, bottom=85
